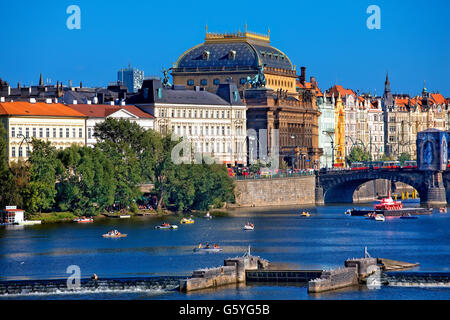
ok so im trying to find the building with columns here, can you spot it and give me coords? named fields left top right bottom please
left=127, top=79, right=247, bottom=165
left=317, top=90, right=335, bottom=168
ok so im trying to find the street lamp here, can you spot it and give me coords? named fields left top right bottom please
left=17, top=133, right=30, bottom=159
left=290, top=134, right=299, bottom=170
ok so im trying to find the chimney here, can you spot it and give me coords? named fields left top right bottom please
left=310, top=76, right=317, bottom=88
left=29, top=98, right=36, bottom=103
left=0, top=97, right=5, bottom=102
left=120, top=100, right=125, bottom=106
left=93, top=96, right=99, bottom=104
left=45, top=98, right=52, bottom=104
left=300, top=67, right=306, bottom=84
left=73, top=99, right=78, bottom=104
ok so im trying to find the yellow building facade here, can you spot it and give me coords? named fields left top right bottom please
left=334, top=93, right=346, bottom=166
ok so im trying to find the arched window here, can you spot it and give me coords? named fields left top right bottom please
left=200, top=79, right=207, bottom=86
left=187, top=79, right=194, bottom=86
left=213, top=79, right=220, bottom=85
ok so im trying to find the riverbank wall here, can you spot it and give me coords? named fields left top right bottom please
left=232, top=176, right=315, bottom=208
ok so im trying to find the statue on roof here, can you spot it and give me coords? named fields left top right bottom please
left=246, top=64, right=266, bottom=88
left=161, top=67, right=173, bottom=88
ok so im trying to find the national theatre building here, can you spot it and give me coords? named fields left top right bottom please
left=171, top=27, right=322, bottom=169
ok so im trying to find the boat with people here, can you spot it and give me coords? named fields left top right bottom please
left=439, top=207, right=447, bottom=213
left=193, top=242, right=222, bottom=253
left=348, top=193, right=432, bottom=217
left=74, top=216, right=93, bottom=223
left=102, top=229, right=127, bottom=238
left=372, top=213, right=385, bottom=222
left=244, top=222, right=254, bottom=230
left=180, top=217, right=195, bottom=224
left=300, top=211, right=310, bottom=217
left=155, top=223, right=178, bottom=229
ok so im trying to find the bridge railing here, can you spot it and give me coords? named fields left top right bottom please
left=233, top=170, right=315, bottom=180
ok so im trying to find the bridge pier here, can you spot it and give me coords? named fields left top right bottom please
left=421, top=171, right=447, bottom=207
left=315, top=186, right=324, bottom=205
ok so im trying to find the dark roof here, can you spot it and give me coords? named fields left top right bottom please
left=176, top=41, right=293, bottom=71
left=126, top=79, right=245, bottom=106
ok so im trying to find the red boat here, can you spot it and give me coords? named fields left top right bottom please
left=374, top=194, right=403, bottom=210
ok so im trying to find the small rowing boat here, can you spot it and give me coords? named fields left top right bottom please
left=102, top=230, right=127, bottom=238
left=244, top=222, right=254, bottom=230
left=155, top=223, right=178, bottom=229
left=300, top=211, right=310, bottom=217
left=193, top=247, right=222, bottom=253
left=74, top=217, right=93, bottom=223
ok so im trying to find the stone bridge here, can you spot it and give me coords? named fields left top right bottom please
left=315, top=168, right=449, bottom=206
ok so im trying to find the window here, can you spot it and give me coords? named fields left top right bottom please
left=66, top=128, right=69, bottom=138
left=73, top=128, right=77, bottom=137
left=222, top=126, right=225, bottom=135
left=221, top=111, right=224, bottom=119
left=88, top=128, right=92, bottom=139
left=25, top=128, right=29, bottom=138
left=46, top=128, right=50, bottom=138
left=240, top=78, right=247, bottom=84
left=227, top=111, right=230, bottom=119
left=18, top=127, right=22, bottom=137
left=213, top=79, right=220, bottom=85
left=60, top=128, right=63, bottom=138
left=26, top=147, right=30, bottom=157
left=39, top=128, right=43, bottom=138
left=183, top=110, right=186, bottom=118
left=32, top=128, right=36, bottom=137
left=11, top=127, right=15, bottom=137
left=79, top=128, right=83, bottom=138
left=194, top=110, right=197, bottom=118
left=187, top=79, right=194, bottom=86
left=11, top=147, right=15, bottom=158
left=18, top=147, right=23, bottom=158
left=200, top=79, right=207, bottom=86
left=53, top=128, right=56, bottom=138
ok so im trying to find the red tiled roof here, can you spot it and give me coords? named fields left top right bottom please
left=328, top=85, right=356, bottom=98
left=430, top=93, right=446, bottom=105
left=0, top=102, right=86, bottom=117
left=67, top=104, right=154, bottom=119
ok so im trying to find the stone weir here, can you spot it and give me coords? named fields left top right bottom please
left=179, top=255, right=269, bottom=292
left=308, top=257, right=379, bottom=293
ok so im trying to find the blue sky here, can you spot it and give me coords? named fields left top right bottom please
left=1, top=0, right=449, bottom=96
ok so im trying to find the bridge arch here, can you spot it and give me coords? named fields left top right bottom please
left=320, top=171, right=426, bottom=204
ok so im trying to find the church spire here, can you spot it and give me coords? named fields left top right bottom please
left=384, top=72, right=390, bottom=93
left=39, top=73, right=44, bottom=86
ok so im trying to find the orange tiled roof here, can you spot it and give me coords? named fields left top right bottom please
left=68, top=104, right=154, bottom=119
left=430, top=93, right=446, bottom=105
left=0, top=101, right=86, bottom=117
left=328, top=85, right=356, bottom=98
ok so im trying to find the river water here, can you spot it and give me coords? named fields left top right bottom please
left=0, top=200, right=449, bottom=300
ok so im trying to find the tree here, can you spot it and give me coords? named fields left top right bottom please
left=381, top=153, right=393, bottom=161
left=56, top=145, right=115, bottom=215
left=0, top=121, right=18, bottom=208
left=398, top=152, right=411, bottom=165
left=26, top=139, right=61, bottom=213
left=346, top=146, right=371, bottom=165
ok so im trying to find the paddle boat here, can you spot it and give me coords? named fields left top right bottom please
left=155, top=223, right=178, bottom=229
left=193, top=243, right=222, bottom=253
left=300, top=211, right=310, bottom=217
left=180, top=217, right=195, bottom=224
left=102, top=230, right=127, bottom=238
left=18, top=220, right=42, bottom=225
left=439, top=207, right=447, bottom=213
left=344, top=209, right=352, bottom=216
left=74, top=216, right=93, bottom=223
left=119, top=215, right=131, bottom=219
left=244, top=222, right=254, bottom=230
left=204, top=212, right=212, bottom=219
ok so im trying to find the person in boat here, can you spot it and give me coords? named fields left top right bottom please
left=198, top=243, right=202, bottom=248
left=213, top=243, right=219, bottom=249
left=205, top=242, right=210, bottom=249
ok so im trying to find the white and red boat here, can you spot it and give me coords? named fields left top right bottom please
left=373, top=195, right=403, bottom=210
left=244, top=222, right=254, bottom=230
